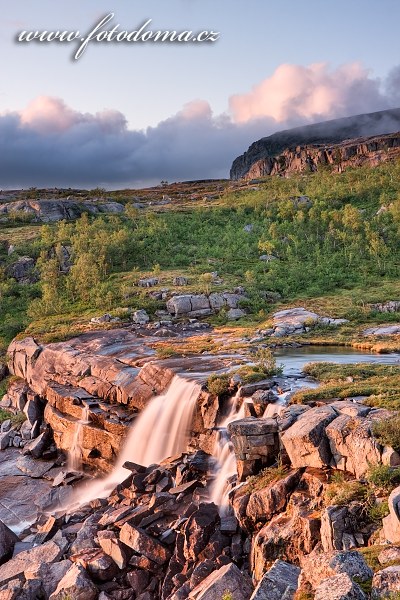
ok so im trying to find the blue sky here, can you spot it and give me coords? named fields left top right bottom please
left=0, top=0, right=399, bottom=187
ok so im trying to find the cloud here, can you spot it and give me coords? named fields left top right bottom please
left=0, top=62, right=399, bottom=188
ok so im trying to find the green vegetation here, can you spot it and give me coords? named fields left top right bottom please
left=291, top=362, right=400, bottom=408
left=2, top=159, right=400, bottom=365
left=246, top=464, right=288, bottom=492
left=206, top=374, right=230, bottom=396
left=372, top=417, right=400, bottom=452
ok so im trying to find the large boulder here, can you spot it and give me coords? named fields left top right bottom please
left=383, top=485, right=400, bottom=543
left=314, top=573, right=367, bottom=600
left=246, top=469, right=302, bottom=523
left=119, top=524, right=170, bottom=565
left=228, top=418, right=280, bottom=480
left=250, top=560, right=299, bottom=599
left=49, top=563, right=98, bottom=600
left=6, top=257, right=38, bottom=284
left=301, top=549, right=373, bottom=589
left=188, top=563, right=252, bottom=599
left=281, top=405, right=338, bottom=469
left=0, top=539, right=66, bottom=585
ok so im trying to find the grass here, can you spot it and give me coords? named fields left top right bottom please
left=325, top=471, right=368, bottom=506
left=290, top=362, right=400, bottom=409
left=246, top=464, right=289, bottom=492
left=206, top=374, right=231, bottom=396
left=372, top=417, right=400, bottom=453
left=0, top=408, right=26, bottom=427
left=359, top=545, right=400, bottom=573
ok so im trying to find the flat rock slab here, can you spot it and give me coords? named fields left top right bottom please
left=0, top=474, right=52, bottom=532
left=0, top=539, right=66, bottom=585
left=16, top=456, right=55, bottom=478
left=189, top=563, right=252, bottom=599
left=364, top=324, right=400, bottom=336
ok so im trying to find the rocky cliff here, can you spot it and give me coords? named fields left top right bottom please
left=230, top=108, right=400, bottom=180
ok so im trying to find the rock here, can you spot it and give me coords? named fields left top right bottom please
left=246, top=470, right=302, bottom=523
left=364, top=324, right=400, bottom=336
left=0, top=520, right=18, bottom=565
left=131, top=310, right=150, bottom=325
left=0, top=433, right=10, bottom=451
left=0, top=421, right=11, bottom=434
left=281, top=405, right=338, bottom=469
left=138, top=278, right=159, bottom=288
left=97, top=530, right=130, bottom=569
left=250, top=559, right=299, bottom=599
left=90, top=314, right=120, bottom=324
left=314, top=573, right=367, bottom=600
left=126, top=569, right=150, bottom=594
left=0, top=199, right=124, bottom=223
left=321, top=506, right=353, bottom=552
left=383, top=486, right=400, bottom=543
left=23, top=397, right=42, bottom=427
left=379, top=546, right=400, bottom=565
left=6, top=257, right=38, bottom=284
left=0, top=539, right=66, bottom=585
left=49, top=563, right=98, bottom=600
left=173, top=277, right=189, bottom=286
left=166, top=292, right=247, bottom=318
left=372, top=565, right=400, bottom=598
left=227, top=308, right=246, bottom=320
left=301, top=549, right=373, bottom=589
left=259, top=254, right=277, bottom=262
left=23, top=428, right=51, bottom=458
left=26, top=560, right=72, bottom=598
left=119, top=524, right=170, bottom=565
left=189, top=563, right=252, bottom=599
left=183, top=503, right=220, bottom=562
left=243, top=224, right=254, bottom=232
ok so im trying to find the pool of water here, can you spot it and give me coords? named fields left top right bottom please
left=275, top=345, right=400, bottom=377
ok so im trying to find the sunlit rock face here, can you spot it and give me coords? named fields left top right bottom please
left=230, top=108, right=400, bottom=180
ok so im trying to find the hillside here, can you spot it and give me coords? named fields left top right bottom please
left=230, top=108, right=400, bottom=180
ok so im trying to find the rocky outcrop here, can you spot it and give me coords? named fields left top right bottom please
left=167, top=291, right=247, bottom=319
left=271, top=307, right=348, bottom=337
left=6, top=257, right=38, bottom=284
left=0, top=199, right=124, bottom=223
left=230, top=108, right=400, bottom=180
left=250, top=560, right=300, bottom=599
left=227, top=418, right=280, bottom=481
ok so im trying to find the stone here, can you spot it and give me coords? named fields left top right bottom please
left=372, top=565, right=400, bottom=598
left=0, top=539, right=66, bottom=585
left=23, top=428, right=51, bottom=458
left=119, top=524, right=170, bottom=565
left=23, top=397, right=42, bottom=427
left=0, top=433, right=10, bottom=451
left=49, top=563, right=98, bottom=600
left=314, top=573, right=367, bottom=600
left=138, top=277, right=159, bottom=288
left=126, top=569, right=150, bottom=594
left=379, top=546, right=400, bottom=565
left=189, top=563, right=252, bottom=599
left=131, top=310, right=150, bottom=325
left=0, top=520, right=18, bottom=565
left=364, top=324, right=400, bottom=336
left=383, top=486, right=400, bottom=543
left=281, top=405, right=338, bottom=469
left=97, top=530, right=130, bottom=569
left=250, top=560, right=300, bottom=599
left=301, top=549, right=373, bottom=589
left=183, top=503, right=220, bottom=562
left=259, top=254, right=277, bottom=262
left=6, top=257, right=37, bottom=284
left=26, top=560, right=72, bottom=598
left=321, top=506, right=352, bottom=552
left=246, top=470, right=302, bottom=523
left=173, top=277, right=189, bottom=286
left=227, top=308, right=246, bottom=320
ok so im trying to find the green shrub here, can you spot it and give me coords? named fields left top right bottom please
left=206, top=374, right=230, bottom=396
left=367, top=464, right=400, bottom=492
left=372, top=417, right=400, bottom=452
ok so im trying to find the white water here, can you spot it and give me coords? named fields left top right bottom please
left=210, top=391, right=245, bottom=512
left=68, top=404, right=90, bottom=472
left=69, top=375, right=200, bottom=508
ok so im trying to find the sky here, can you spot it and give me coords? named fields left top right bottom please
left=0, top=0, right=400, bottom=188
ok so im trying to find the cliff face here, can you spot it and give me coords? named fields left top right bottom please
left=230, top=108, right=400, bottom=180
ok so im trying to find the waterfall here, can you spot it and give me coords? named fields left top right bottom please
left=68, top=404, right=90, bottom=472
left=69, top=375, right=200, bottom=509
left=210, top=391, right=245, bottom=512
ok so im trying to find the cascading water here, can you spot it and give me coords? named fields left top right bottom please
left=68, top=404, right=90, bottom=472
left=210, top=391, right=245, bottom=513
left=69, top=375, right=200, bottom=509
